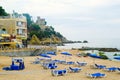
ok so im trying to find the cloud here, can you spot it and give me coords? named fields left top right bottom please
left=1, top=0, right=120, bottom=40
left=105, top=19, right=120, bottom=24
left=1, top=0, right=120, bottom=17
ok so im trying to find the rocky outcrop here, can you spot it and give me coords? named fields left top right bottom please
left=99, top=48, right=119, bottom=52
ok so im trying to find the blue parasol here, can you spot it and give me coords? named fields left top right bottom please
left=88, top=53, right=101, bottom=59
left=61, top=52, right=72, bottom=56
left=61, top=52, right=72, bottom=61
left=114, top=56, right=120, bottom=60
left=39, top=54, right=51, bottom=58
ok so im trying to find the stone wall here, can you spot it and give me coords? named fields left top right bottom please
left=0, top=46, right=57, bottom=57
left=0, top=51, right=33, bottom=57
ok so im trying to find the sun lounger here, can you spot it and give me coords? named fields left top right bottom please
left=51, top=69, right=67, bottom=76
left=94, top=64, right=106, bottom=69
left=32, top=58, right=43, bottom=64
left=76, top=61, right=87, bottom=67
left=59, top=60, right=66, bottom=64
left=52, top=60, right=61, bottom=63
left=117, top=68, right=120, bottom=73
left=42, top=62, right=57, bottom=69
left=69, top=67, right=82, bottom=73
left=104, top=67, right=117, bottom=72
left=86, top=72, right=106, bottom=78
left=66, top=61, right=75, bottom=65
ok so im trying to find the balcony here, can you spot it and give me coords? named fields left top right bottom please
left=16, top=34, right=27, bottom=39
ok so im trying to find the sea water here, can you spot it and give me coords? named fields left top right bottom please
left=57, top=40, right=120, bottom=61
left=57, top=40, right=120, bottom=50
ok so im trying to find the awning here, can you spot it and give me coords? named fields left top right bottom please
left=0, top=34, right=10, bottom=37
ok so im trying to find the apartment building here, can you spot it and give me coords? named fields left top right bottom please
left=0, top=12, right=27, bottom=47
left=0, top=12, right=27, bottom=40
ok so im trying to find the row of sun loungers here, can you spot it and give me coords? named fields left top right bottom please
left=51, top=67, right=82, bottom=76
left=91, top=64, right=120, bottom=72
left=51, top=60, right=87, bottom=67
left=35, top=58, right=87, bottom=67
left=51, top=67, right=107, bottom=78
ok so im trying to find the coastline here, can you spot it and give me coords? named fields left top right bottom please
left=72, top=47, right=120, bottom=52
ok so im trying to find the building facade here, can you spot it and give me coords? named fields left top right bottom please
left=0, top=12, right=27, bottom=47
left=0, top=13, right=27, bottom=40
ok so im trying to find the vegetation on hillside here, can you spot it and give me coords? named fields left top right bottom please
left=29, top=26, right=65, bottom=45
left=23, top=13, right=67, bottom=45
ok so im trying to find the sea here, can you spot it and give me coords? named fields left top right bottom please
left=57, top=39, right=120, bottom=61
left=57, top=39, right=120, bottom=50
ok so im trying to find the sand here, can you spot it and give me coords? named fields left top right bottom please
left=0, top=49, right=120, bottom=80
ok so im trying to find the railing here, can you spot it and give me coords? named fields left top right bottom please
left=0, top=16, right=10, bottom=19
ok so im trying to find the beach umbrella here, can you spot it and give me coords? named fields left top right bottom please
left=89, top=53, right=101, bottom=59
left=39, top=54, right=51, bottom=58
left=114, top=56, right=120, bottom=60
left=46, top=51, right=56, bottom=55
left=61, top=52, right=72, bottom=61
left=61, top=52, right=72, bottom=56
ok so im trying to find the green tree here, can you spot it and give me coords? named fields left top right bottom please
left=30, top=23, right=41, bottom=31
left=23, top=13, right=33, bottom=27
left=0, top=6, right=9, bottom=16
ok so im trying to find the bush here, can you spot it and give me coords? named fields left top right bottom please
left=100, top=55, right=108, bottom=59
left=98, top=52, right=108, bottom=59
left=113, top=53, right=120, bottom=56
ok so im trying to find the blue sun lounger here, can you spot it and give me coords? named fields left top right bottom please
left=42, top=62, right=57, bottom=69
left=69, top=67, right=82, bottom=73
left=117, top=68, right=120, bottom=73
left=66, top=61, right=75, bottom=65
left=51, top=69, right=67, bottom=76
left=86, top=72, right=106, bottom=78
left=104, top=67, right=117, bottom=72
left=76, top=61, right=87, bottom=67
left=94, top=64, right=106, bottom=69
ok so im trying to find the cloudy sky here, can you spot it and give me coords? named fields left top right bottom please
left=1, top=0, right=120, bottom=41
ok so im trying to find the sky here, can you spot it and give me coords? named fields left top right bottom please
left=1, top=0, right=120, bottom=41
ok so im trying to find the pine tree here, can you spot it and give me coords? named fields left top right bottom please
left=0, top=6, right=8, bottom=16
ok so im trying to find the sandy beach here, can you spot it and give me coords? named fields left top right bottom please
left=0, top=49, right=120, bottom=80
